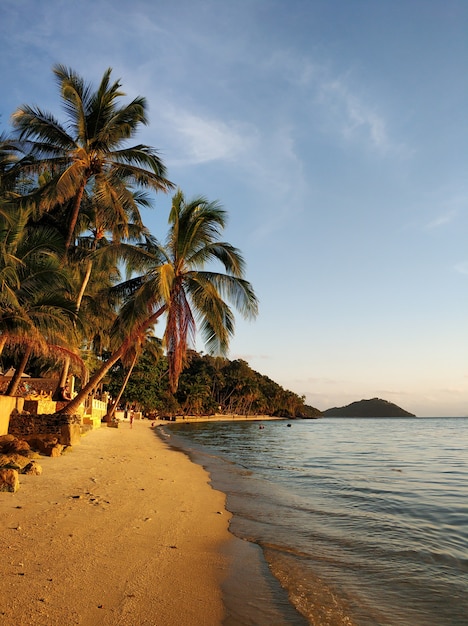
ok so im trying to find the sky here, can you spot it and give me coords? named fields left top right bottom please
left=1, top=0, right=468, bottom=416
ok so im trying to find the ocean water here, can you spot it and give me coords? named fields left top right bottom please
left=164, top=417, right=468, bottom=625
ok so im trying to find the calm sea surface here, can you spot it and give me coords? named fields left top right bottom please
left=164, top=417, right=468, bottom=625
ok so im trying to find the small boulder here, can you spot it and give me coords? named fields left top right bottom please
left=0, top=434, right=16, bottom=446
left=0, top=435, right=31, bottom=455
left=0, top=453, right=31, bottom=471
left=48, top=444, right=64, bottom=457
left=26, top=435, right=59, bottom=455
left=22, top=460, right=43, bottom=475
left=0, top=469, right=20, bottom=492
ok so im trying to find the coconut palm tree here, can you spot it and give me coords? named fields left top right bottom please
left=0, top=204, right=81, bottom=394
left=11, top=64, right=174, bottom=252
left=58, top=190, right=258, bottom=415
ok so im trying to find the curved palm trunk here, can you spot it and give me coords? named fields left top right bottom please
left=58, top=342, right=127, bottom=415
left=6, top=345, right=32, bottom=396
left=58, top=305, right=167, bottom=415
left=53, top=355, right=71, bottom=400
left=104, top=353, right=138, bottom=422
left=59, top=356, right=70, bottom=388
left=0, top=335, right=7, bottom=358
left=76, top=259, right=94, bottom=311
left=64, top=181, right=86, bottom=252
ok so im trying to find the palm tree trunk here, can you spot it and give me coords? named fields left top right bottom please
left=64, top=181, right=86, bottom=252
left=59, top=356, right=70, bottom=388
left=76, top=259, right=94, bottom=311
left=104, top=353, right=138, bottom=422
left=58, top=305, right=167, bottom=415
left=57, top=343, right=127, bottom=415
left=6, top=345, right=32, bottom=396
left=0, top=335, right=7, bottom=358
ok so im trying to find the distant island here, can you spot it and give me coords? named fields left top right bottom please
left=322, top=398, right=416, bottom=418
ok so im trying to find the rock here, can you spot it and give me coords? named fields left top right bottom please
left=0, top=469, right=20, bottom=492
left=26, top=435, right=59, bottom=455
left=0, top=434, right=16, bottom=445
left=22, top=460, right=43, bottom=475
left=0, top=454, right=12, bottom=468
left=0, top=453, right=31, bottom=471
left=48, top=444, right=64, bottom=457
left=23, top=450, right=41, bottom=459
left=6, top=439, right=31, bottom=454
left=0, top=434, right=31, bottom=455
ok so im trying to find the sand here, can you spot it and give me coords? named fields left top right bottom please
left=0, top=419, right=233, bottom=626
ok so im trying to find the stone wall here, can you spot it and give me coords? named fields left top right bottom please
left=8, top=411, right=82, bottom=446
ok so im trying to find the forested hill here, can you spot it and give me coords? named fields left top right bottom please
left=108, top=351, right=321, bottom=418
left=322, top=398, right=416, bottom=417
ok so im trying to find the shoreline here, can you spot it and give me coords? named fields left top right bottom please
left=164, top=420, right=312, bottom=626
left=0, top=420, right=233, bottom=625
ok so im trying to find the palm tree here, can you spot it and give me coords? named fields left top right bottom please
left=11, top=64, right=174, bottom=252
left=58, top=190, right=258, bottom=414
left=0, top=205, right=81, bottom=394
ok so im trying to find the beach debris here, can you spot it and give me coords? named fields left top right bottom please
left=0, top=469, right=20, bottom=492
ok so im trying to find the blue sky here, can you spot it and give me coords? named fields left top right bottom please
left=1, top=0, right=467, bottom=416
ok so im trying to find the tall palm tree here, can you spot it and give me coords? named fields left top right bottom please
left=0, top=205, right=81, bottom=394
left=11, top=64, right=174, bottom=252
left=58, top=190, right=258, bottom=415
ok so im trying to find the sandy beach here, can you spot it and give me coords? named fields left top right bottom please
left=0, top=420, right=233, bottom=626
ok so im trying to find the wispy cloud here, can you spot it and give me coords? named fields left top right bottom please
left=155, top=103, right=256, bottom=166
left=425, top=209, right=457, bottom=229
left=317, top=77, right=393, bottom=152
left=263, top=48, right=406, bottom=156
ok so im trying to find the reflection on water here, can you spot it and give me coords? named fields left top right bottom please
left=167, top=418, right=468, bottom=625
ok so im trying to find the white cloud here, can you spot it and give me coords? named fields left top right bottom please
left=157, top=104, right=256, bottom=166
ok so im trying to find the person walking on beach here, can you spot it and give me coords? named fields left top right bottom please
left=130, top=410, right=134, bottom=428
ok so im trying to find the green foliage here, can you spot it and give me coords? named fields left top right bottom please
left=106, top=351, right=171, bottom=413
left=104, top=348, right=320, bottom=418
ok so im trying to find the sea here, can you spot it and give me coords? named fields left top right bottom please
left=162, top=417, right=468, bottom=626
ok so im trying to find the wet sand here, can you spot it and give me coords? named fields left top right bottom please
left=0, top=420, right=233, bottom=626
